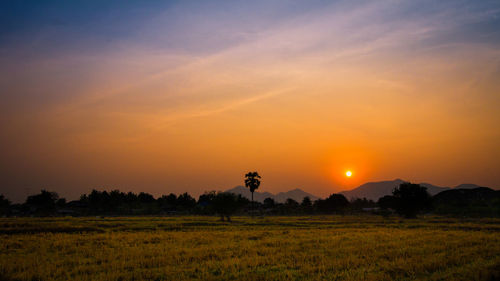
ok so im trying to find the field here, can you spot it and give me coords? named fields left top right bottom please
left=1, top=216, right=500, bottom=281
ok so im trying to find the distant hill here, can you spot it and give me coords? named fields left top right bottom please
left=340, top=179, right=451, bottom=201
left=434, top=187, right=499, bottom=202
left=419, top=182, right=451, bottom=195
left=225, top=186, right=319, bottom=203
left=433, top=187, right=500, bottom=216
left=453, top=183, right=484, bottom=189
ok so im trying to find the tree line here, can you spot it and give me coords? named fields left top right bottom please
left=0, top=189, right=378, bottom=220
left=1, top=182, right=498, bottom=219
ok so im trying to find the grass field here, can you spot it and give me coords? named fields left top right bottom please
left=1, top=216, right=499, bottom=281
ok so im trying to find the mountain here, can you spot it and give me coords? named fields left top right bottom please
left=433, top=187, right=500, bottom=216
left=224, top=186, right=318, bottom=203
left=340, top=179, right=451, bottom=201
left=454, top=183, right=484, bottom=189
left=340, top=179, right=404, bottom=201
left=434, top=187, right=499, bottom=203
left=274, top=189, right=319, bottom=203
left=418, top=183, right=451, bottom=195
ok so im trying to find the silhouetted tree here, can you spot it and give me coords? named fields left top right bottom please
left=285, top=198, right=299, bottom=212
left=392, top=182, right=431, bottom=218
left=314, top=194, right=349, bottom=213
left=125, top=192, right=138, bottom=206
left=0, top=194, right=11, bottom=216
left=138, top=192, right=155, bottom=203
left=198, top=191, right=216, bottom=206
left=263, top=197, right=275, bottom=209
left=177, top=192, right=196, bottom=211
left=350, top=197, right=377, bottom=211
left=244, top=171, right=261, bottom=211
left=109, top=190, right=124, bottom=210
left=158, top=193, right=177, bottom=212
left=56, top=198, right=66, bottom=208
left=77, top=189, right=160, bottom=215
left=212, top=192, right=245, bottom=221
left=26, top=190, right=59, bottom=215
left=301, top=196, right=313, bottom=213
left=377, top=195, right=397, bottom=210
left=196, top=191, right=216, bottom=214
left=84, top=190, right=111, bottom=213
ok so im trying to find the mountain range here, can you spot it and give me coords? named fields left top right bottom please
left=339, top=179, right=491, bottom=201
left=225, top=180, right=494, bottom=203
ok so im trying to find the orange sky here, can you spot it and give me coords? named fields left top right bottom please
left=1, top=0, right=499, bottom=202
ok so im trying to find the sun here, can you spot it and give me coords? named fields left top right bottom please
left=345, top=170, right=352, bottom=177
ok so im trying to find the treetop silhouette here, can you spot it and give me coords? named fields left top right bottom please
left=244, top=171, right=261, bottom=210
left=392, top=182, right=431, bottom=218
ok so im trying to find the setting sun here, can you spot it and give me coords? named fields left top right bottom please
left=346, top=171, right=352, bottom=177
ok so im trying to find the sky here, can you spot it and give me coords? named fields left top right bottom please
left=1, top=0, right=500, bottom=202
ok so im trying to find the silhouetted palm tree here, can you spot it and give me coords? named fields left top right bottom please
left=244, top=171, right=261, bottom=211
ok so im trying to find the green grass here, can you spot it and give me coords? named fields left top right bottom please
left=1, top=216, right=499, bottom=281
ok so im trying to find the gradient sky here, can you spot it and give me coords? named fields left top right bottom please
left=1, top=0, right=500, bottom=202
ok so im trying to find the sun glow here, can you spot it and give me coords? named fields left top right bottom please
left=345, top=170, right=352, bottom=177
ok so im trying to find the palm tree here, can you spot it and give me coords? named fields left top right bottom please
left=244, top=171, right=261, bottom=211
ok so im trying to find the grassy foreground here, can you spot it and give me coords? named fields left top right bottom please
left=1, top=216, right=499, bottom=281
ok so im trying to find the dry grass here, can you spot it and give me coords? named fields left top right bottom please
left=0, top=216, right=499, bottom=281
